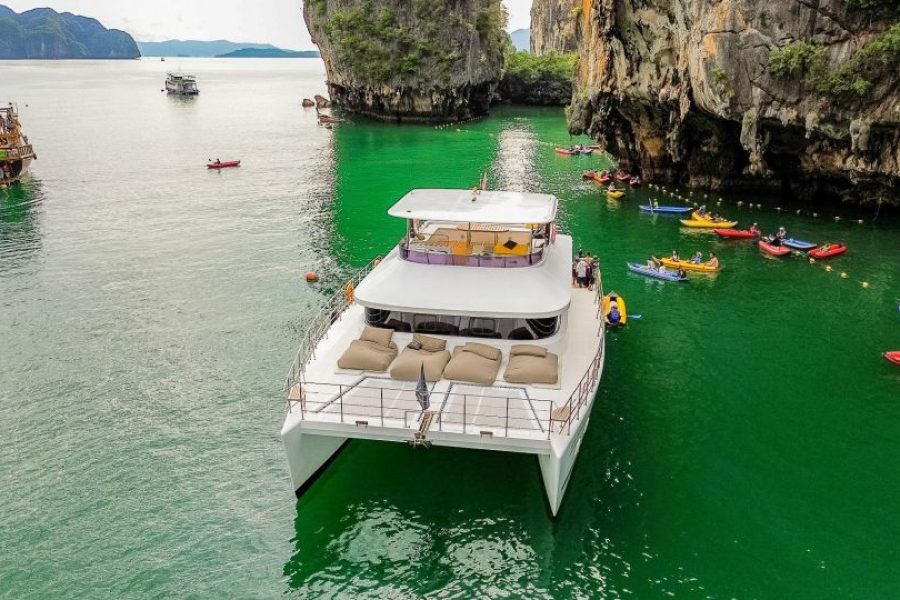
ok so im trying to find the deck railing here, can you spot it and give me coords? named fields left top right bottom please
left=283, top=258, right=380, bottom=391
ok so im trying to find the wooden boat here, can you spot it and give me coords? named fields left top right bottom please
left=0, top=105, right=37, bottom=186
left=207, top=160, right=241, bottom=169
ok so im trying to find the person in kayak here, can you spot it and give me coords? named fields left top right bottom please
left=767, top=233, right=782, bottom=246
left=646, top=257, right=659, bottom=270
left=607, top=300, right=621, bottom=326
left=670, top=250, right=680, bottom=261
left=707, top=253, right=720, bottom=269
left=690, top=251, right=703, bottom=264
left=697, top=205, right=708, bottom=218
left=777, top=226, right=787, bottom=240
left=749, top=223, right=760, bottom=235
left=676, top=267, right=687, bottom=279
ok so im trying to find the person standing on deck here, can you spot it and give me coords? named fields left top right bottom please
left=585, top=254, right=596, bottom=291
left=575, top=258, right=588, bottom=288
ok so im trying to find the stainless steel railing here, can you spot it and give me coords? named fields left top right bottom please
left=283, top=258, right=380, bottom=391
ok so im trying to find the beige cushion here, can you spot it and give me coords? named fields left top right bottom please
left=413, top=333, right=446, bottom=352
left=390, top=348, right=451, bottom=381
left=504, top=352, right=559, bottom=385
left=510, top=344, right=547, bottom=358
left=444, top=346, right=501, bottom=385
left=462, top=342, right=501, bottom=361
left=336, top=339, right=398, bottom=372
left=360, top=326, right=393, bottom=347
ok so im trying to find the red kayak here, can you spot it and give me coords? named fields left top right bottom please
left=884, top=351, right=900, bottom=366
left=716, top=228, right=759, bottom=239
left=759, top=240, right=790, bottom=257
left=207, top=160, right=241, bottom=169
left=808, top=244, right=846, bottom=259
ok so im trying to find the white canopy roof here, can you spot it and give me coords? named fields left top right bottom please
left=354, top=236, right=572, bottom=318
left=387, top=189, right=559, bottom=224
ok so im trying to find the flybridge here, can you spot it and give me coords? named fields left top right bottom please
left=387, top=189, right=559, bottom=224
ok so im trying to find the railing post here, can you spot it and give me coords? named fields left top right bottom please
left=463, top=394, right=467, bottom=434
left=339, top=384, right=343, bottom=423
left=380, top=387, right=384, bottom=427
left=505, top=397, right=509, bottom=437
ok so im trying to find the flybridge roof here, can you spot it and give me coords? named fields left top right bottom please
left=387, top=189, right=559, bottom=224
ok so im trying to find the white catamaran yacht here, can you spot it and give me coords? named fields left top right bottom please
left=282, top=189, right=606, bottom=515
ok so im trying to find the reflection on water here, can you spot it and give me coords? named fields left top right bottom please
left=0, top=176, right=43, bottom=273
left=492, top=121, right=539, bottom=193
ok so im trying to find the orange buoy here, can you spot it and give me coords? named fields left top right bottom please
left=305, top=272, right=318, bottom=282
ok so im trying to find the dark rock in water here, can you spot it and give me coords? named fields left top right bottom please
left=303, top=0, right=505, bottom=123
left=567, top=0, right=900, bottom=205
left=301, top=98, right=316, bottom=107
left=0, top=5, right=140, bottom=59
left=314, top=94, right=331, bottom=109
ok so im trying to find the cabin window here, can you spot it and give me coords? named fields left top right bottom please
left=364, top=310, right=559, bottom=340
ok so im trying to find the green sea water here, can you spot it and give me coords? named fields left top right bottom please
left=2, top=59, right=899, bottom=599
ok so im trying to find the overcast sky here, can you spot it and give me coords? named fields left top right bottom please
left=2, top=0, right=534, bottom=49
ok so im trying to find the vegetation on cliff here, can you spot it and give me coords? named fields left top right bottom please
left=498, top=50, right=576, bottom=105
left=0, top=5, right=139, bottom=59
left=310, top=0, right=504, bottom=84
left=770, top=22, right=900, bottom=98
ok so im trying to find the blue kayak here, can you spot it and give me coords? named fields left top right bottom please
left=782, top=238, right=817, bottom=250
left=627, top=262, right=688, bottom=282
left=639, top=205, right=694, bottom=214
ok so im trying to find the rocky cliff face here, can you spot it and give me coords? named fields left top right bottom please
left=0, top=6, right=140, bottom=59
left=303, top=0, right=505, bottom=122
left=530, top=0, right=579, bottom=54
left=568, top=0, right=899, bottom=204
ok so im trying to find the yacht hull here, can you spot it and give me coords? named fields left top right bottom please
left=282, top=425, right=347, bottom=497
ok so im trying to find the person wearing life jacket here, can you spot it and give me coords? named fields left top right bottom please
left=706, top=252, right=720, bottom=269
left=690, top=251, right=703, bottom=264
left=777, top=226, right=787, bottom=240
left=670, top=249, right=680, bottom=261
left=749, top=222, right=760, bottom=235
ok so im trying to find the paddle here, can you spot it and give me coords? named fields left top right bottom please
left=628, top=315, right=642, bottom=319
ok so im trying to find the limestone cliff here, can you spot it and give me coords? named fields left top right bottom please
left=568, top=0, right=900, bottom=203
left=530, top=0, right=579, bottom=54
left=303, top=0, right=505, bottom=122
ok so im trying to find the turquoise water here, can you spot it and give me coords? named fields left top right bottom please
left=2, top=59, right=899, bottom=599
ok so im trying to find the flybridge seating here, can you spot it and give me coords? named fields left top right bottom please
left=391, top=189, right=558, bottom=268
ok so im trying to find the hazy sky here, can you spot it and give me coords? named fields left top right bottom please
left=2, top=0, right=534, bottom=49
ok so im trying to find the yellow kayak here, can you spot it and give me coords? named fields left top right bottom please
left=680, top=218, right=737, bottom=228
left=602, top=292, right=627, bottom=327
left=655, top=257, right=722, bottom=273
left=606, top=189, right=625, bottom=199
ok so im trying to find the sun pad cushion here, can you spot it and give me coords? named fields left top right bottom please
left=504, top=352, right=559, bottom=385
left=444, top=346, right=501, bottom=385
left=510, top=344, right=547, bottom=358
left=336, top=339, right=398, bottom=372
left=462, top=342, right=501, bottom=361
left=413, top=333, right=446, bottom=352
left=390, top=348, right=452, bottom=381
left=360, top=326, right=393, bottom=347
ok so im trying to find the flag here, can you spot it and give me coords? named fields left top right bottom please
left=415, top=363, right=430, bottom=411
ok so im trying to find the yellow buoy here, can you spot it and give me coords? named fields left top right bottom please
left=813, top=212, right=819, bottom=218
left=834, top=216, right=841, bottom=221
left=862, top=281, right=869, bottom=288
left=809, top=258, right=816, bottom=264
left=857, top=219, right=864, bottom=224
left=305, top=272, right=319, bottom=282
left=825, top=265, right=832, bottom=272
left=840, top=272, right=848, bottom=279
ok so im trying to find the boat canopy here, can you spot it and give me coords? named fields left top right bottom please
left=354, top=236, right=572, bottom=318
left=388, top=189, right=558, bottom=225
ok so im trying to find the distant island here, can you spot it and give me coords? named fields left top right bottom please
left=138, top=39, right=317, bottom=58
left=0, top=4, right=139, bottom=59
left=216, top=48, right=320, bottom=58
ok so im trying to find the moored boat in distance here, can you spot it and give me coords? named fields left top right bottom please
left=281, top=189, right=607, bottom=516
left=715, top=228, right=758, bottom=239
left=0, top=104, right=37, bottom=186
left=639, top=204, right=693, bottom=214
left=165, top=73, right=199, bottom=95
